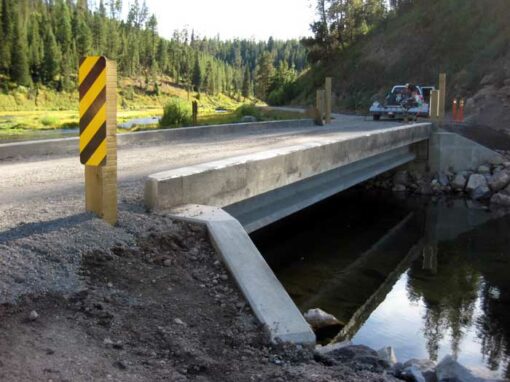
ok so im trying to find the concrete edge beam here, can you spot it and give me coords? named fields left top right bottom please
left=0, top=119, right=314, bottom=161
left=145, top=123, right=432, bottom=211
left=167, top=204, right=316, bottom=345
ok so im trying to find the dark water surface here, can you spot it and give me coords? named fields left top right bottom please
left=252, top=190, right=510, bottom=380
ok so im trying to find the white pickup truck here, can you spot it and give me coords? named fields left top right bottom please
left=369, top=85, right=435, bottom=121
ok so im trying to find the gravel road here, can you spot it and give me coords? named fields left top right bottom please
left=0, top=115, right=405, bottom=232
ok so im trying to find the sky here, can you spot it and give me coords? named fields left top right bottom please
left=122, top=0, right=316, bottom=41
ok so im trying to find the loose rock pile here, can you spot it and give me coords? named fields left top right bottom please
left=316, top=343, right=493, bottom=382
left=368, top=151, right=510, bottom=207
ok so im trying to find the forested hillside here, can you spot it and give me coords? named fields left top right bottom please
left=0, top=0, right=307, bottom=101
left=294, top=0, right=510, bottom=131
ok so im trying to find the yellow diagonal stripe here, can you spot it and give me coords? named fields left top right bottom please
left=79, top=69, right=106, bottom=118
left=86, top=139, right=107, bottom=166
left=80, top=104, right=106, bottom=152
left=79, top=56, right=100, bottom=84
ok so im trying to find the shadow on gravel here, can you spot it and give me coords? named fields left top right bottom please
left=0, top=212, right=93, bottom=244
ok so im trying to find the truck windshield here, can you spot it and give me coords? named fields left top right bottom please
left=392, top=87, right=407, bottom=95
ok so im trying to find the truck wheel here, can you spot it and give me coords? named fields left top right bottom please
left=373, top=114, right=381, bottom=121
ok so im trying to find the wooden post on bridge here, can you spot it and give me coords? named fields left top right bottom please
left=438, top=73, right=446, bottom=120
left=192, top=101, right=198, bottom=126
left=316, top=89, right=325, bottom=124
left=325, top=77, right=332, bottom=124
left=79, top=56, right=118, bottom=225
left=429, top=90, right=440, bottom=120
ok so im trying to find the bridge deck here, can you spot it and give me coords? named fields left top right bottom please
left=0, top=115, right=430, bottom=232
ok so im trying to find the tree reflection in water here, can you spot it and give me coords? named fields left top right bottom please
left=477, top=283, right=509, bottom=378
left=405, top=218, right=510, bottom=378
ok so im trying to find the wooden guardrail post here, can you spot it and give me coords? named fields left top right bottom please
left=192, top=100, right=198, bottom=126
left=438, top=73, right=446, bottom=120
left=325, top=77, right=332, bottom=124
left=429, top=90, right=440, bottom=120
left=79, top=56, right=118, bottom=225
left=316, top=89, right=325, bottom=123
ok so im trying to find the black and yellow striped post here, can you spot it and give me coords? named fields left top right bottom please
left=79, top=56, right=117, bottom=225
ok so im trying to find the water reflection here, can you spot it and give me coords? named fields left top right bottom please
left=252, top=190, right=510, bottom=379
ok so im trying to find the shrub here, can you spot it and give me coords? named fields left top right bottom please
left=235, top=103, right=262, bottom=120
left=160, top=98, right=192, bottom=128
left=41, top=115, right=60, bottom=127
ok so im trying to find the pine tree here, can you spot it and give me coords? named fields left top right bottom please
left=27, top=13, right=44, bottom=82
left=255, top=52, right=274, bottom=100
left=92, top=0, right=107, bottom=54
left=105, top=18, right=120, bottom=61
left=203, top=61, right=213, bottom=94
left=145, top=14, right=158, bottom=72
left=55, top=0, right=72, bottom=52
left=42, top=28, right=61, bottom=83
left=0, top=0, right=13, bottom=73
left=192, top=53, right=202, bottom=92
left=11, top=13, right=31, bottom=86
left=242, top=66, right=250, bottom=98
left=157, top=39, right=168, bottom=74
left=76, top=16, right=92, bottom=58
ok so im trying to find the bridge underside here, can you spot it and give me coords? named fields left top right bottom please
left=226, top=146, right=416, bottom=233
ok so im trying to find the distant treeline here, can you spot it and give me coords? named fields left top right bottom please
left=0, top=0, right=308, bottom=100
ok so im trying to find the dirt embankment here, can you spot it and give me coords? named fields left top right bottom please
left=0, top=210, right=398, bottom=382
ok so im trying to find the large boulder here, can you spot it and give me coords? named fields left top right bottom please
left=491, top=192, right=510, bottom=207
left=451, top=174, right=467, bottom=191
left=318, top=345, right=391, bottom=372
left=488, top=171, right=510, bottom=191
left=466, top=174, right=488, bottom=198
left=393, top=171, right=412, bottom=187
left=403, top=359, right=437, bottom=382
left=436, top=355, right=482, bottom=382
left=315, top=340, right=352, bottom=355
left=437, top=173, right=450, bottom=187
left=304, top=308, right=342, bottom=330
left=477, top=165, right=491, bottom=174
left=401, top=365, right=426, bottom=382
left=377, top=346, right=398, bottom=366
left=471, top=185, right=491, bottom=200
left=393, top=184, right=407, bottom=193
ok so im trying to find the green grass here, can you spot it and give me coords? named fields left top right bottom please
left=0, top=77, right=304, bottom=140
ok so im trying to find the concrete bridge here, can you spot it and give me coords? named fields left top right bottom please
left=0, top=113, right=502, bottom=345
left=145, top=118, right=431, bottom=232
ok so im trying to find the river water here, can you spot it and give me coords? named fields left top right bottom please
left=252, top=189, right=510, bottom=379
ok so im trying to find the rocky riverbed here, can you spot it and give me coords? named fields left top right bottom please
left=367, top=150, right=510, bottom=207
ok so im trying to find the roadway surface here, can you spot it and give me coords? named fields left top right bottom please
left=0, top=114, right=415, bottom=233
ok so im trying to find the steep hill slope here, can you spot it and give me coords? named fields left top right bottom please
left=294, top=0, right=510, bottom=131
